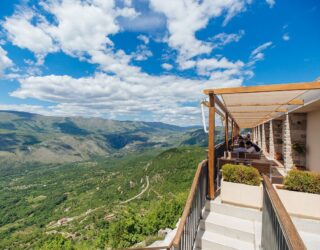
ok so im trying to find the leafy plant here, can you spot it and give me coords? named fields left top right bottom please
left=284, top=170, right=320, bottom=194
left=292, top=143, right=306, bottom=155
left=222, top=164, right=261, bottom=186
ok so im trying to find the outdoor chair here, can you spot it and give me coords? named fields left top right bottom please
left=251, top=162, right=272, bottom=179
left=245, top=153, right=261, bottom=160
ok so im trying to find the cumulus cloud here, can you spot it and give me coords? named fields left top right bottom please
left=161, top=63, right=173, bottom=71
left=1, top=0, right=262, bottom=124
left=211, top=30, right=245, bottom=48
left=10, top=68, right=244, bottom=125
left=137, top=35, right=150, bottom=44
left=3, top=11, right=57, bottom=64
left=282, top=33, right=290, bottom=41
left=266, top=0, right=275, bottom=8
left=149, top=0, right=251, bottom=69
left=132, top=44, right=153, bottom=61
left=196, top=57, right=244, bottom=76
left=0, top=46, right=13, bottom=75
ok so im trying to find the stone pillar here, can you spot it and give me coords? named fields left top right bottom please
left=261, top=123, right=266, bottom=152
left=265, top=122, right=270, bottom=153
left=290, top=113, right=307, bottom=168
left=269, top=120, right=275, bottom=159
left=256, top=126, right=259, bottom=145
left=259, top=125, right=263, bottom=147
left=283, top=113, right=294, bottom=170
left=255, top=127, right=257, bottom=143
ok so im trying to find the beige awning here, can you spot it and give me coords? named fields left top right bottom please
left=203, top=81, right=320, bottom=128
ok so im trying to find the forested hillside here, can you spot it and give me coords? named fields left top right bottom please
left=0, top=111, right=197, bottom=164
left=0, top=110, right=209, bottom=249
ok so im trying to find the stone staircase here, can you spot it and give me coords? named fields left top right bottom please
left=194, top=197, right=320, bottom=250
left=195, top=197, right=262, bottom=250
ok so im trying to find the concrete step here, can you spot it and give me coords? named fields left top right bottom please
left=206, top=198, right=262, bottom=222
left=292, top=216, right=320, bottom=235
left=299, top=231, right=320, bottom=250
left=200, top=212, right=255, bottom=243
left=196, top=230, right=255, bottom=250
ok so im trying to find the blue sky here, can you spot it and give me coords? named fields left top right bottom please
left=0, top=0, right=319, bottom=125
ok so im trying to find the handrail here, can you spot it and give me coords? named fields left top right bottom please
left=170, top=159, right=207, bottom=247
left=261, top=175, right=306, bottom=250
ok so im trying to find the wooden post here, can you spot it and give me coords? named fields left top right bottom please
left=225, top=113, right=229, bottom=151
left=208, top=93, right=215, bottom=199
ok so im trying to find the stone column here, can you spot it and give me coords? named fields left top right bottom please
left=265, top=122, right=270, bottom=152
left=283, top=113, right=294, bottom=170
left=261, top=123, right=266, bottom=152
left=269, top=120, right=275, bottom=159
left=290, top=113, right=307, bottom=168
left=259, top=125, right=263, bottom=147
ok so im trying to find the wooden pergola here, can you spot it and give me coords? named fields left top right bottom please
left=203, top=81, right=320, bottom=199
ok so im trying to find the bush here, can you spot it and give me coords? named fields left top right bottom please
left=284, top=170, right=320, bottom=194
left=222, top=164, right=261, bottom=186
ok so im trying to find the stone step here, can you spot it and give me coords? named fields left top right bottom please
left=200, top=212, right=255, bottom=243
left=196, top=230, right=255, bottom=250
left=206, top=199, right=262, bottom=222
left=299, top=231, right=320, bottom=250
left=292, top=216, right=320, bottom=235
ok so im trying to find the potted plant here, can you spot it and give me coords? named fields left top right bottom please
left=275, top=170, right=320, bottom=219
left=221, top=164, right=263, bottom=209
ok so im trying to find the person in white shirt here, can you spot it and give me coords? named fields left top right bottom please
left=245, top=141, right=259, bottom=153
left=234, top=141, right=247, bottom=153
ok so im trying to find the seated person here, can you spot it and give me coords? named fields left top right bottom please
left=245, top=141, right=261, bottom=153
left=233, top=141, right=246, bottom=153
left=236, top=135, right=244, bottom=144
left=246, top=133, right=251, bottom=141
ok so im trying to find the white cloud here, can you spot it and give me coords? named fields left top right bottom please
left=211, top=30, right=245, bottom=48
left=41, top=0, right=119, bottom=54
left=10, top=68, right=244, bottom=125
left=150, top=0, right=251, bottom=68
left=196, top=57, right=244, bottom=76
left=118, top=12, right=166, bottom=32
left=137, top=35, right=150, bottom=44
left=266, top=0, right=275, bottom=8
left=132, top=44, right=153, bottom=61
left=1, top=0, right=261, bottom=124
left=248, top=41, right=272, bottom=67
left=161, top=63, right=173, bottom=71
left=282, top=33, right=290, bottom=41
left=0, top=46, right=13, bottom=75
left=3, top=11, right=57, bottom=64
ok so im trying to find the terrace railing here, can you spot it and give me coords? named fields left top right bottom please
left=126, top=142, right=226, bottom=250
left=261, top=175, right=306, bottom=250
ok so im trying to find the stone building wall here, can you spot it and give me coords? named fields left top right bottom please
left=264, top=122, right=270, bottom=153
left=289, top=113, right=307, bottom=167
left=273, top=119, right=283, bottom=158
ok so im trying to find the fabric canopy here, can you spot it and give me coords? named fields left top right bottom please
left=203, top=82, right=320, bottom=128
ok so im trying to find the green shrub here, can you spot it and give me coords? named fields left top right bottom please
left=222, top=164, right=261, bottom=186
left=284, top=170, right=320, bottom=194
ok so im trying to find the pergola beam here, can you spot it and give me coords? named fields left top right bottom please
left=227, top=99, right=304, bottom=107
left=203, top=81, right=320, bottom=95
left=231, top=108, right=287, bottom=113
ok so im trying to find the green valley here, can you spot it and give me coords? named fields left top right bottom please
left=0, top=111, right=210, bottom=249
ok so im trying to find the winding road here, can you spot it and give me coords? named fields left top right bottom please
left=120, top=176, right=149, bottom=204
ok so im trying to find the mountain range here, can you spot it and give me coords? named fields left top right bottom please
left=0, top=110, right=203, bottom=164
